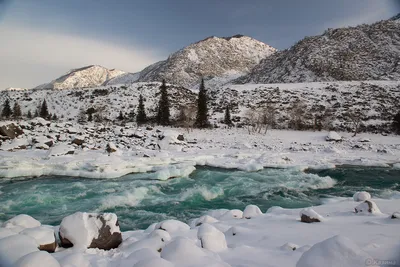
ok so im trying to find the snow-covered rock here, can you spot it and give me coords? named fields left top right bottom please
left=160, top=238, right=207, bottom=265
left=106, top=142, right=119, bottom=154
left=326, top=131, right=342, bottom=142
left=354, top=200, right=381, bottom=214
left=281, top=242, right=299, bottom=251
left=21, top=226, right=56, bottom=253
left=47, top=144, right=75, bottom=156
left=190, top=215, right=219, bottom=228
left=2, top=214, right=41, bottom=232
left=14, top=251, right=60, bottom=267
left=391, top=212, right=400, bottom=219
left=155, top=219, right=190, bottom=234
left=353, top=191, right=371, bottom=202
left=59, top=212, right=122, bottom=250
left=197, top=223, right=227, bottom=252
left=296, top=235, right=376, bottom=267
left=300, top=208, right=324, bottom=223
left=219, top=209, right=243, bottom=220
left=243, top=204, right=263, bottom=219
left=0, top=234, right=39, bottom=267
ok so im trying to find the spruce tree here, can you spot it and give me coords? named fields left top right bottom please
left=224, top=105, right=232, bottom=126
left=156, top=79, right=170, bottom=125
left=13, top=102, right=22, bottom=119
left=136, top=94, right=147, bottom=125
left=52, top=114, right=58, bottom=121
left=40, top=99, right=49, bottom=118
left=27, top=110, right=33, bottom=119
left=117, top=110, right=125, bottom=121
left=34, top=109, right=39, bottom=118
left=393, top=111, right=400, bottom=134
left=1, top=99, right=12, bottom=119
left=194, top=78, right=210, bottom=128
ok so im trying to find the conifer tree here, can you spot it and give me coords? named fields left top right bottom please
left=136, top=94, right=147, bottom=125
left=156, top=79, right=170, bottom=125
left=34, top=109, right=39, bottom=118
left=77, top=108, right=87, bottom=124
left=27, top=110, right=32, bottom=119
left=39, top=99, right=49, bottom=118
left=52, top=114, right=58, bottom=121
left=194, top=78, right=210, bottom=128
left=224, top=105, right=232, bottom=126
left=1, top=99, right=12, bottom=119
left=12, top=102, right=22, bottom=119
left=117, top=110, right=125, bottom=121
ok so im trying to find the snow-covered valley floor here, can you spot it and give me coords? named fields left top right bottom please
left=0, top=121, right=400, bottom=266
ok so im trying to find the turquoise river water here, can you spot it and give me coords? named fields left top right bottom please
left=0, top=166, right=399, bottom=231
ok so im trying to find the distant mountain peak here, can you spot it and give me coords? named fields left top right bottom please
left=35, top=65, right=125, bottom=90
left=390, top=13, right=400, bottom=21
left=136, top=35, right=276, bottom=88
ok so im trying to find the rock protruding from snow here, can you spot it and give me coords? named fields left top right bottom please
left=354, top=200, right=381, bottom=214
left=326, top=131, right=342, bottom=142
left=2, top=214, right=41, bottom=233
left=281, top=242, right=299, bottom=251
left=21, top=227, right=56, bottom=253
left=59, top=212, right=122, bottom=250
left=106, top=142, right=118, bottom=154
left=296, top=235, right=375, bottom=267
left=197, top=223, right=227, bottom=252
left=47, top=144, right=75, bottom=156
left=243, top=205, right=263, bottom=219
left=14, top=251, right=60, bottom=267
left=0, top=123, right=23, bottom=139
left=353, top=191, right=371, bottom=202
left=391, top=212, right=400, bottom=219
left=300, top=208, right=324, bottom=223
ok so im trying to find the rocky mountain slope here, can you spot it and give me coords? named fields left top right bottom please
left=136, top=35, right=276, bottom=88
left=237, top=17, right=400, bottom=84
left=2, top=81, right=399, bottom=133
left=35, top=65, right=125, bottom=90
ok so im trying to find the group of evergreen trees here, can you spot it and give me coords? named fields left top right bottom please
left=133, top=79, right=211, bottom=128
left=1, top=99, right=55, bottom=121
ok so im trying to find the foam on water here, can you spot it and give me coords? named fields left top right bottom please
left=0, top=166, right=399, bottom=230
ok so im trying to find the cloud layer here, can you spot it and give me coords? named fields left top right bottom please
left=0, top=24, right=163, bottom=89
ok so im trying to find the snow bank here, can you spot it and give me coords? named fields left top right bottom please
left=21, top=226, right=55, bottom=248
left=326, top=131, right=342, bottom=141
left=2, top=214, right=41, bottom=232
left=296, top=235, right=375, bottom=267
left=0, top=234, right=39, bottom=267
left=14, top=251, right=60, bottom=267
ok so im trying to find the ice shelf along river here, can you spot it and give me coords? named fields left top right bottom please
left=0, top=166, right=399, bottom=231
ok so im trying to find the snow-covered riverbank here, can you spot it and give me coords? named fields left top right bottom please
left=1, top=119, right=400, bottom=179
left=0, top=196, right=399, bottom=267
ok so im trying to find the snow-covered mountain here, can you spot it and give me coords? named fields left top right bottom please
left=237, top=17, right=400, bottom=84
left=136, top=35, right=276, bottom=88
left=35, top=65, right=126, bottom=90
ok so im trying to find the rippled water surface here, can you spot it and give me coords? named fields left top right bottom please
left=0, top=166, right=399, bottom=231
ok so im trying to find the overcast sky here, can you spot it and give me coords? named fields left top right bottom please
left=0, top=0, right=398, bottom=89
